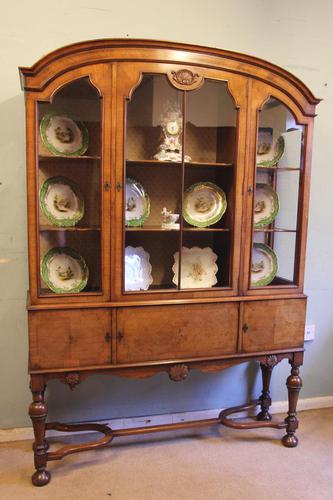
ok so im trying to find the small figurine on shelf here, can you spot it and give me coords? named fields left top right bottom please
left=154, top=103, right=191, bottom=162
left=161, top=207, right=180, bottom=230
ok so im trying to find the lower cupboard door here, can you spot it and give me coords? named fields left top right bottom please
left=29, top=309, right=112, bottom=370
left=241, top=299, right=306, bottom=352
left=116, top=303, right=238, bottom=363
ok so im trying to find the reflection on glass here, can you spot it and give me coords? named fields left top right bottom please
left=251, top=97, right=304, bottom=287
left=38, top=77, right=102, bottom=295
left=124, top=76, right=237, bottom=292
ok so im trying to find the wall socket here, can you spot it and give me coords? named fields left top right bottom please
left=304, top=324, right=316, bottom=341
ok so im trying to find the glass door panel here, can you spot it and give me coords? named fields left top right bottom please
left=124, top=74, right=182, bottom=292
left=251, top=97, right=304, bottom=288
left=180, top=80, right=237, bottom=289
left=37, top=77, right=102, bottom=295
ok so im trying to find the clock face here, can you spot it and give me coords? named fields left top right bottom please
left=166, top=120, right=180, bottom=136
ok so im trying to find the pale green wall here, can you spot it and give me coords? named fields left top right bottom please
left=1, top=0, right=332, bottom=429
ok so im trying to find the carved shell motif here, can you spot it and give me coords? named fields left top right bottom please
left=168, top=69, right=203, bottom=90
left=264, top=355, right=279, bottom=368
left=168, top=364, right=189, bottom=382
left=65, top=372, right=80, bottom=391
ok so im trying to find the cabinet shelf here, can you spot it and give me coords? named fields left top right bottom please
left=254, top=228, right=296, bottom=233
left=40, top=225, right=101, bottom=232
left=39, top=155, right=101, bottom=161
left=256, top=165, right=300, bottom=171
left=125, top=226, right=230, bottom=232
left=126, top=160, right=233, bottom=168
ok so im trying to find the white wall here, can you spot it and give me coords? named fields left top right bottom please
left=0, top=0, right=332, bottom=428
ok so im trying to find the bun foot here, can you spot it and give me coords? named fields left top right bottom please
left=256, top=410, right=272, bottom=421
left=32, top=469, right=51, bottom=487
left=282, top=434, right=298, bottom=448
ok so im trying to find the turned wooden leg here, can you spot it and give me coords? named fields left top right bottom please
left=282, top=359, right=303, bottom=448
left=257, top=362, right=273, bottom=421
left=29, top=376, right=50, bottom=486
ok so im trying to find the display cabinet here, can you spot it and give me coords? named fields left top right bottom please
left=19, top=39, right=320, bottom=486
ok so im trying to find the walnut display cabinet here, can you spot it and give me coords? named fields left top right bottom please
left=19, top=39, right=320, bottom=486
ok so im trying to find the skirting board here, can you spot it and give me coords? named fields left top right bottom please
left=1, top=395, right=332, bottom=443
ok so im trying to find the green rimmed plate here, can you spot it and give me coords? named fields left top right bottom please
left=125, top=178, right=150, bottom=227
left=254, top=183, right=280, bottom=229
left=41, top=247, right=89, bottom=293
left=40, top=113, right=89, bottom=156
left=251, top=243, right=278, bottom=287
left=257, top=129, right=284, bottom=167
left=40, top=176, right=84, bottom=227
left=183, top=182, right=227, bottom=227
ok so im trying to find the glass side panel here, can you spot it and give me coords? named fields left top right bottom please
left=250, top=97, right=304, bottom=288
left=180, top=80, right=237, bottom=289
left=124, top=74, right=182, bottom=292
left=37, top=77, right=102, bottom=295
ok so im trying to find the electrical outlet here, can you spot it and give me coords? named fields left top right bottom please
left=304, top=324, right=315, bottom=341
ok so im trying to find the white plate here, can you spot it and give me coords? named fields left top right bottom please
left=125, top=246, right=153, bottom=291
left=172, top=246, right=218, bottom=288
left=254, top=183, right=280, bottom=228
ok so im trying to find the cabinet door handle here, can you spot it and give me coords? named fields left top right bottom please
left=116, top=181, right=123, bottom=192
left=104, top=180, right=111, bottom=191
left=116, top=331, right=124, bottom=342
left=105, top=332, right=112, bottom=342
left=247, top=186, right=253, bottom=194
left=242, top=323, right=249, bottom=333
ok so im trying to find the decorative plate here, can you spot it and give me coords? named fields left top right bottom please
left=251, top=243, right=278, bottom=287
left=254, top=183, right=280, bottom=229
left=125, top=178, right=150, bottom=227
left=257, top=129, right=284, bottom=167
left=183, top=182, right=227, bottom=227
left=40, top=176, right=84, bottom=227
left=41, top=247, right=89, bottom=293
left=125, top=246, right=153, bottom=291
left=172, top=246, right=218, bottom=288
left=40, top=114, right=88, bottom=156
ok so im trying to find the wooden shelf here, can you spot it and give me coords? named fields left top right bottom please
left=125, top=226, right=230, bottom=232
left=126, top=160, right=233, bottom=168
left=40, top=225, right=101, bottom=232
left=254, top=228, right=296, bottom=233
left=257, top=165, right=300, bottom=171
left=39, top=155, right=101, bottom=161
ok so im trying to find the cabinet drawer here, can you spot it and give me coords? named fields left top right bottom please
left=242, top=299, right=306, bottom=352
left=116, top=303, right=238, bottom=363
left=29, top=309, right=112, bottom=370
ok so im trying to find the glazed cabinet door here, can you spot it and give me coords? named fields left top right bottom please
left=116, top=303, right=238, bottom=363
left=241, top=299, right=306, bottom=352
left=113, top=62, right=248, bottom=301
left=28, top=309, right=112, bottom=370
left=242, top=80, right=314, bottom=295
left=26, top=64, right=112, bottom=304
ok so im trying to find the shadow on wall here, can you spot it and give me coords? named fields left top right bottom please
left=46, top=362, right=261, bottom=423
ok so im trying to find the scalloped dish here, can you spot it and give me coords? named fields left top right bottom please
left=172, top=246, right=218, bottom=288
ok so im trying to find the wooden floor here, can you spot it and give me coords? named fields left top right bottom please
left=0, top=408, right=332, bottom=500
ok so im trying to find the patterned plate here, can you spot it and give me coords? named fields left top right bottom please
left=251, top=243, right=278, bottom=287
left=172, top=246, right=218, bottom=288
left=254, top=184, right=280, bottom=228
left=183, top=182, right=227, bottom=227
left=41, top=247, right=89, bottom=293
left=257, top=129, right=284, bottom=167
left=40, top=176, right=84, bottom=227
left=40, top=114, right=88, bottom=156
left=125, top=178, right=150, bottom=227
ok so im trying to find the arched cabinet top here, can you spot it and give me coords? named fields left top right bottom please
left=19, top=38, right=320, bottom=116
